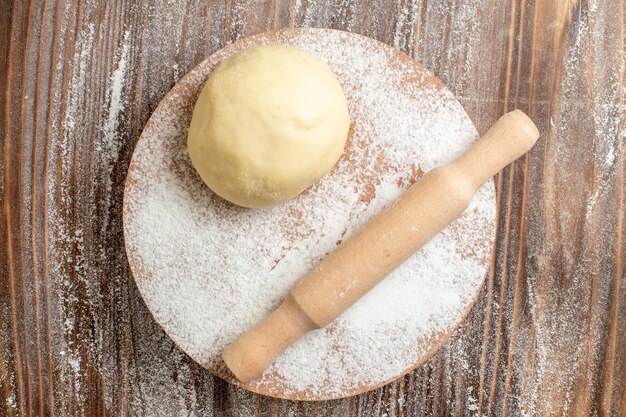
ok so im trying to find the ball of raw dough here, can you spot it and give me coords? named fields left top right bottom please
left=187, top=44, right=350, bottom=208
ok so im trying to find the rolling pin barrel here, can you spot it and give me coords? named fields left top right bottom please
left=223, top=110, right=539, bottom=382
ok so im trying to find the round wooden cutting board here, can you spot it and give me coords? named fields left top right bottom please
left=123, top=28, right=496, bottom=401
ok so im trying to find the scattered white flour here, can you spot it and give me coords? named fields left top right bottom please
left=101, top=29, right=131, bottom=158
left=123, top=29, right=496, bottom=399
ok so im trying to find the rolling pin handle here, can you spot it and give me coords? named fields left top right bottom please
left=222, top=295, right=316, bottom=382
left=453, top=109, right=540, bottom=189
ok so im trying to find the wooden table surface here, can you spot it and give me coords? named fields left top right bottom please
left=1, top=0, right=624, bottom=416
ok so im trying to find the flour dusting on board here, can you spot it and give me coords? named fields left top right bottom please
left=124, top=29, right=496, bottom=399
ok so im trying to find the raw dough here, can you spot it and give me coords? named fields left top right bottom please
left=187, top=44, right=350, bottom=208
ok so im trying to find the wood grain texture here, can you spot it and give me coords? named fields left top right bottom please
left=0, top=0, right=623, bottom=416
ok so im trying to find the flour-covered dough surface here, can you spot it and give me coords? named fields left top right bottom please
left=187, top=44, right=350, bottom=208
left=124, top=29, right=496, bottom=400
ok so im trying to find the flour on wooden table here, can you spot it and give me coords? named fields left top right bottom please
left=123, top=29, right=496, bottom=399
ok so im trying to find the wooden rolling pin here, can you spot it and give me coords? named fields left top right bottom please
left=223, top=110, right=539, bottom=382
